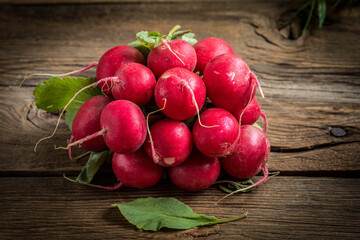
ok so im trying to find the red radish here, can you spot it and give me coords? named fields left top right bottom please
left=169, top=149, right=220, bottom=192
left=154, top=67, right=206, bottom=120
left=232, top=96, right=260, bottom=125
left=100, top=100, right=147, bottom=154
left=147, top=39, right=197, bottom=79
left=231, top=96, right=268, bottom=133
left=144, top=119, right=193, bottom=167
left=112, top=147, right=163, bottom=188
left=111, top=63, right=156, bottom=106
left=193, top=108, right=239, bottom=158
left=221, top=125, right=269, bottom=179
left=203, top=53, right=263, bottom=113
left=71, top=95, right=112, bottom=151
left=193, top=37, right=235, bottom=75
left=96, top=46, right=145, bottom=95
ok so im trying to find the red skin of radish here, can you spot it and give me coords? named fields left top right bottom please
left=169, top=149, right=220, bottom=192
left=96, top=46, right=145, bottom=95
left=193, top=108, right=239, bottom=158
left=203, top=53, right=256, bottom=113
left=144, top=119, right=193, bottom=167
left=193, top=37, right=235, bottom=75
left=72, top=95, right=112, bottom=151
left=100, top=100, right=146, bottom=154
left=112, top=63, right=156, bottom=106
left=147, top=39, right=197, bottom=79
left=154, top=67, right=206, bottom=120
left=221, top=125, right=269, bottom=179
left=232, top=96, right=261, bottom=125
left=112, top=147, right=163, bottom=188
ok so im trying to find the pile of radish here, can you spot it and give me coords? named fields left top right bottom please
left=34, top=26, right=271, bottom=195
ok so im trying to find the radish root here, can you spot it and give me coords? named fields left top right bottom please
left=161, top=39, right=186, bottom=66
left=260, top=111, right=268, bottom=134
left=55, top=128, right=107, bottom=151
left=67, top=136, right=91, bottom=161
left=215, top=165, right=269, bottom=204
left=19, top=62, right=98, bottom=87
left=251, top=72, right=264, bottom=98
left=63, top=174, right=123, bottom=191
left=181, top=80, right=218, bottom=129
left=146, top=98, right=167, bottom=164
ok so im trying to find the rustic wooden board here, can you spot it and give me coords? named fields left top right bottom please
left=1, top=176, right=359, bottom=239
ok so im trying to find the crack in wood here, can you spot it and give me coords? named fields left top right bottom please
left=271, top=140, right=360, bottom=153
left=254, top=30, right=281, bottom=48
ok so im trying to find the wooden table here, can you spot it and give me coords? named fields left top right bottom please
left=1, top=1, right=359, bottom=239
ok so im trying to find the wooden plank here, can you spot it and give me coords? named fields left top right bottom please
left=1, top=2, right=359, bottom=101
left=1, top=86, right=359, bottom=173
left=0, top=176, right=359, bottom=239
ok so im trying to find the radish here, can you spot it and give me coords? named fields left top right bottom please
left=154, top=67, right=206, bottom=120
left=111, top=63, right=156, bottom=106
left=147, top=39, right=197, bottom=79
left=71, top=95, right=112, bottom=151
left=144, top=119, right=193, bottom=167
left=100, top=100, right=146, bottom=154
left=231, top=96, right=268, bottom=133
left=96, top=46, right=145, bottom=95
left=221, top=125, right=269, bottom=180
left=112, top=147, right=163, bottom=188
left=192, top=108, right=239, bottom=158
left=193, top=37, right=235, bottom=75
left=168, top=149, right=220, bottom=192
left=203, top=53, right=263, bottom=113
left=65, top=99, right=146, bottom=154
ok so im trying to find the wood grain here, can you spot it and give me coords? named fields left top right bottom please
left=1, top=176, right=359, bottom=239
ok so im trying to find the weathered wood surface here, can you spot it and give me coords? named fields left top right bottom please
left=0, top=2, right=359, bottom=173
left=0, top=1, right=360, bottom=239
left=1, top=176, right=360, bottom=239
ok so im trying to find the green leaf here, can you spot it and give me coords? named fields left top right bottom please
left=318, top=0, right=326, bottom=28
left=112, top=197, right=247, bottom=231
left=303, top=0, right=316, bottom=34
left=76, top=150, right=110, bottom=183
left=285, top=1, right=311, bottom=26
left=128, top=40, right=151, bottom=60
left=253, top=122, right=263, bottom=131
left=33, top=77, right=103, bottom=130
left=218, top=179, right=255, bottom=194
left=136, top=31, right=157, bottom=50
left=182, top=33, right=198, bottom=45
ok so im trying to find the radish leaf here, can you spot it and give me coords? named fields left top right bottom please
left=76, top=150, right=110, bottom=183
left=33, top=77, right=103, bottom=130
left=112, top=197, right=247, bottom=231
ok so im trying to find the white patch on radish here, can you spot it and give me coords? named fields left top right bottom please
left=226, top=72, right=235, bottom=81
left=160, top=72, right=172, bottom=80
left=214, top=71, right=220, bottom=75
left=164, top=157, right=176, bottom=166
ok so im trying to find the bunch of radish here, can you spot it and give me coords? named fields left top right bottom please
left=35, top=26, right=271, bottom=195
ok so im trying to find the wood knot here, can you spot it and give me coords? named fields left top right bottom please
left=329, top=127, right=347, bottom=137
left=277, top=10, right=306, bottom=40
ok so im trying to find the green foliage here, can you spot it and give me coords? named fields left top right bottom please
left=131, top=25, right=198, bottom=52
left=318, top=0, right=327, bottom=28
left=112, top=197, right=247, bottom=231
left=76, top=150, right=110, bottom=183
left=33, top=77, right=103, bottom=130
left=218, top=179, right=255, bottom=194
